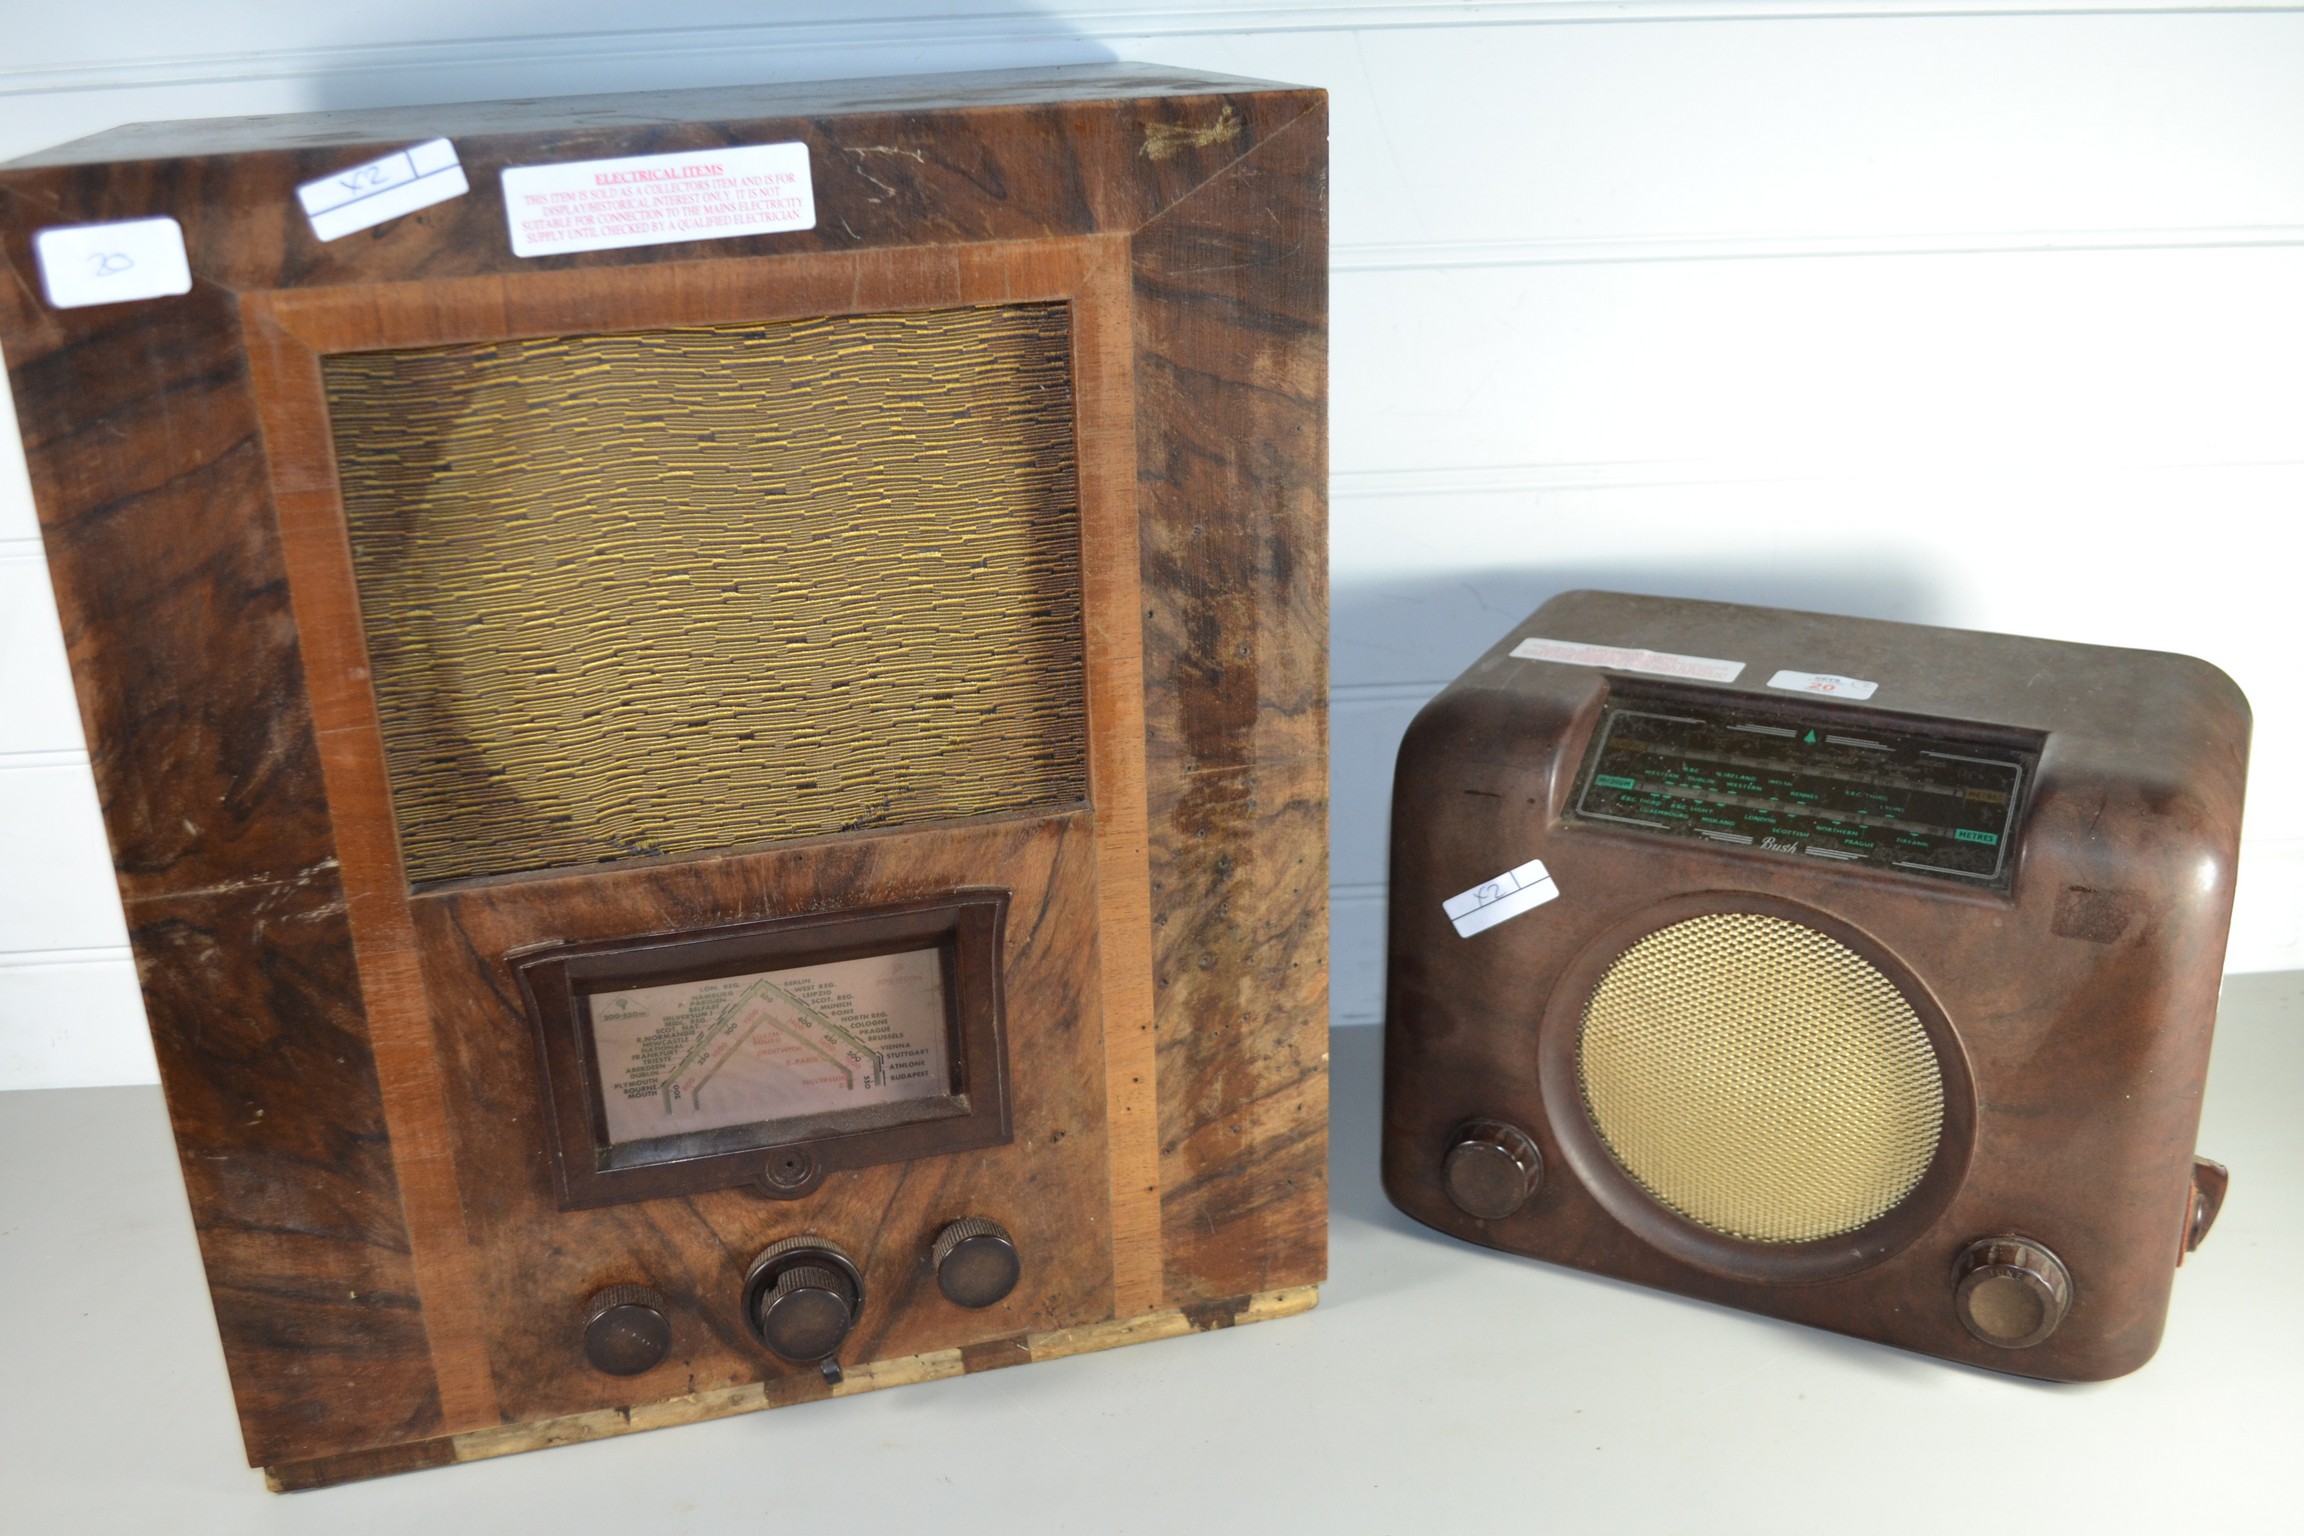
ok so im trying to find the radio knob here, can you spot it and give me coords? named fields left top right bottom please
left=581, top=1284, right=672, bottom=1376
left=744, top=1237, right=866, bottom=1379
left=932, top=1217, right=1022, bottom=1308
left=1954, top=1237, right=2073, bottom=1349
left=757, top=1265, right=859, bottom=1363
left=1442, top=1120, right=1545, bottom=1221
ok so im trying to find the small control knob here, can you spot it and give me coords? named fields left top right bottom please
left=581, top=1284, right=671, bottom=1377
left=743, top=1237, right=865, bottom=1374
left=1954, top=1236, right=2073, bottom=1349
left=932, top=1218, right=1022, bottom=1309
left=1443, top=1120, right=1544, bottom=1221
left=2184, top=1157, right=2230, bottom=1258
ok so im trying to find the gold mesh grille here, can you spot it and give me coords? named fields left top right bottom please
left=324, top=304, right=1086, bottom=884
left=1577, top=912, right=1944, bottom=1244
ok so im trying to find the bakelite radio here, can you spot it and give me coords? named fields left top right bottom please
left=0, top=66, right=1329, bottom=1487
left=1384, top=591, right=2245, bottom=1380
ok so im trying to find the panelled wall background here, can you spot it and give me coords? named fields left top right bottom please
left=3, top=1, right=2300, bottom=1086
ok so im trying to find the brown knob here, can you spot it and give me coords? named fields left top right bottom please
left=2184, top=1157, right=2229, bottom=1259
left=1443, top=1120, right=1544, bottom=1220
left=743, top=1237, right=865, bottom=1366
left=581, top=1284, right=671, bottom=1376
left=932, top=1218, right=1021, bottom=1308
left=1954, top=1237, right=2073, bottom=1349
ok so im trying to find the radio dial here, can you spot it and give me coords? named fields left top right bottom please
left=1443, top=1121, right=1544, bottom=1221
left=1954, top=1237, right=2072, bottom=1349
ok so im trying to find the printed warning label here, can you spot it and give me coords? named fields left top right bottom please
left=501, top=142, right=815, bottom=258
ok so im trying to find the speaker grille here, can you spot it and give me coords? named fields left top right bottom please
left=325, top=304, right=1086, bottom=884
left=1576, top=912, right=1944, bottom=1244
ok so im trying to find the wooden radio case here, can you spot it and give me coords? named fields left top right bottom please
left=0, top=66, right=1328, bottom=1486
left=1384, top=590, right=2245, bottom=1381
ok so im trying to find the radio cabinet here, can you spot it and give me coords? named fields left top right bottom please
left=0, top=65, right=1328, bottom=1486
left=1384, top=590, right=2246, bottom=1381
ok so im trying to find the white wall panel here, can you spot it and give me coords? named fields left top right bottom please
left=0, top=549, right=83, bottom=757
left=1331, top=248, right=2304, bottom=478
left=0, top=385, right=32, bottom=543
left=2, top=3, right=2298, bottom=1082
left=0, top=763, right=127, bottom=955
left=1147, top=14, right=2304, bottom=254
left=0, top=956, right=152, bottom=1089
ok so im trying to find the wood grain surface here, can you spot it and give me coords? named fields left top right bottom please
left=1134, top=103, right=1332, bottom=1305
left=0, top=66, right=1328, bottom=1476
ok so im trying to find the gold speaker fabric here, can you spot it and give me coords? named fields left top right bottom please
left=325, top=304, right=1087, bottom=884
left=1577, top=913, right=1943, bottom=1244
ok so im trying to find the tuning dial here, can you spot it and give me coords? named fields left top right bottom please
left=1954, top=1237, right=2073, bottom=1349
left=1443, top=1120, right=1544, bottom=1220
left=581, top=1284, right=671, bottom=1376
left=743, top=1238, right=865, bottom=1370
left=932, top=1218, right=1022, bottom=1308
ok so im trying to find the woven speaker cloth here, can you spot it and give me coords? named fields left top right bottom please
left=325, top=303, right=1087, bottom=884
left=1577, top=912, right=1945, bottom=1244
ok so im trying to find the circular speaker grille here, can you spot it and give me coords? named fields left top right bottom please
left=1577, top=912, right=1945, bottom=1245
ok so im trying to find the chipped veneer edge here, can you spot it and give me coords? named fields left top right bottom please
left=301, top=1284, right=1321, bottom=1477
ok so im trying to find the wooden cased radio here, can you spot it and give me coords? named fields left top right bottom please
left=1383, top=590, right=2245, bottom=1380
left=0, top=66, right=1329, bottom=1486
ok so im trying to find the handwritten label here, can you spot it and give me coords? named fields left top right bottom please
left=1767, top=668, right=1879, bottom=701
left=33, top=218, right=192, bottom=309
left=501, top=143, right=814, bottom=258
left=1510, top=636, right=1745, bottom=684
left=1443, top=858, right=1560, bottom=939
left=299, top=139, right=468, bottom=242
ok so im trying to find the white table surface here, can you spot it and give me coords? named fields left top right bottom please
left=4, top=974, right=2299, bottom=1533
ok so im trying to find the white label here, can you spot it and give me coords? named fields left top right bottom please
left=1510, top=636, right=1744, bottom=683
left=1443, top=858, right=1561, bottom=939
left=299, top=139, right=468, bottom=242
left=33, top=218, right=192, bottom=309
left=1767, top=668, right=1879, bottom=701
left=501, top=142, right=815, bottom=258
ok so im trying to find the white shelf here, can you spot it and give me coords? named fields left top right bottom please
left=2, top=978, right=2298, bottom=1531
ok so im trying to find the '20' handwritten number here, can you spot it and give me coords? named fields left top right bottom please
left=88, top=251, right=135, bottom=278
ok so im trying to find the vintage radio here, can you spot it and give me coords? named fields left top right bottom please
left=0, top=66, right=1328, bottom=1487
left=1383, top=590, right=2245, bottom=1380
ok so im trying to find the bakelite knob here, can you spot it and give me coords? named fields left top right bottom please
left=581, top=1284, right=671, bottom=1376
left=932, top=1218, right=1022, bottom=1309
left=1954, top=1237, right=2073, bottom=1349
left=1443, top=1120, right=1544, bottom=1221
left=744, top=1237, right=866, bottom=1370
left=759, top=1266, right=857, bottom=1362
left=2185, top=1157, right=2230, bottom=1258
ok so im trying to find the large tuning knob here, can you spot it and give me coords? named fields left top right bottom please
left=932, top=1217, right=1022, bottom=1309
left=1442, top=1120, right=1544, bottom=1220
left=743, top=1237, right=865, bottom=1379
left=1953, top=1236, right=2072, bottom=1349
